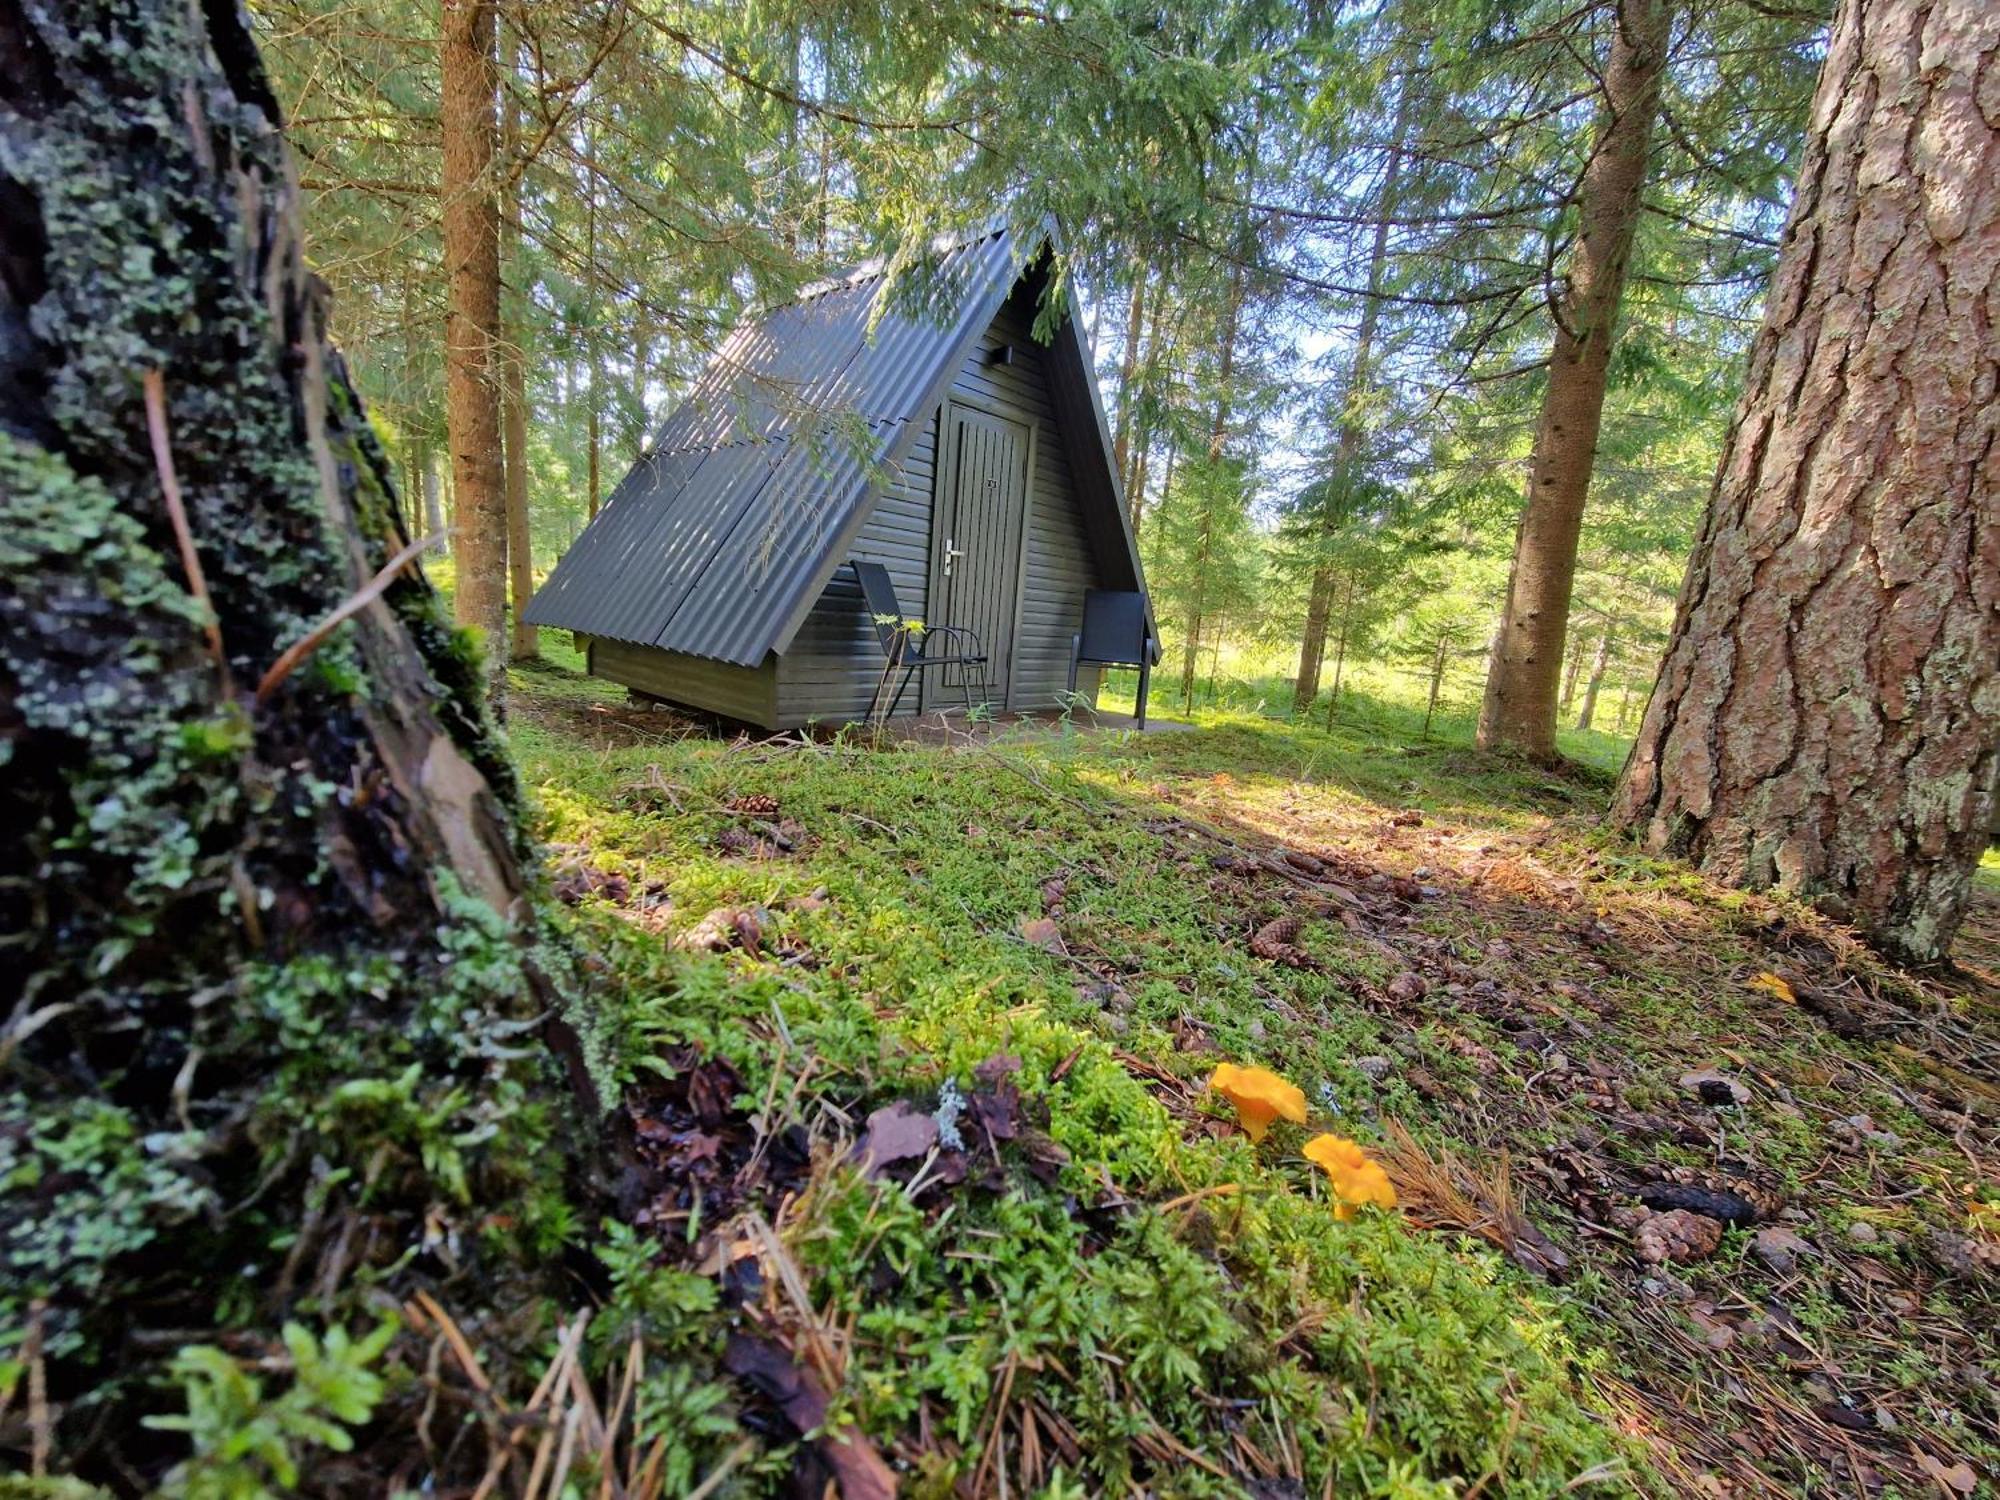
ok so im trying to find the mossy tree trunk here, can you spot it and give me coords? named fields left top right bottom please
left=1, top=0, right=576, bottom=1484
left=1615, top=0, right=1999, bottom=965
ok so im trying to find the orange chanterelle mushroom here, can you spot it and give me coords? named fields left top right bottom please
left=1208, top=1063, right=1308, bottom=1143
left=1303, top=1134, right=1398, bottom=1220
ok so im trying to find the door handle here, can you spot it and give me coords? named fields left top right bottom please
left=944, top=538, right=964, bottom=578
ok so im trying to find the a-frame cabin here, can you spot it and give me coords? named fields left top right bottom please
left=522, top=221, right=1154, bottom=730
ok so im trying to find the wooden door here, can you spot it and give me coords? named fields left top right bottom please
left=929, top=405, right=1029, bottom=706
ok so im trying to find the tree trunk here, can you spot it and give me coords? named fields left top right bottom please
left=1476, top=0, right=1671, bottom=759
left=1575, top=631, right=1611, bottom=730
left=501, top=38, right=536, bottom=662
left=584, top=121, right=603, bottom=520
left=1127, top=431, right=1151, bottom=535
left=1423, top=628, right=1452, bottom=739
left=1294, top=84, right=1411, bottom=713
left=420, top=440, right=445, bottom=545
left=1180, top=256, right=1246, bottom=707
left=1560, top=629, right=1590, bottom=712
left=1125, top=284, right=1167, bottom=531
left=442, top=0, right=507, bottom=663
left=0, top=1, right=576, bottom=1480
left=1113, top=261, right=1146, bottom=483
left=1615, top=0, right=1999, bottom=965
left=1323, top=574, right=1356, bottom=731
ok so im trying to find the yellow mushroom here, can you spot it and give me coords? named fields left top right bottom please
left=1303, top=1133, right=1398, bottom=1220
left=1208, top=1063, right=1308, bottom=1143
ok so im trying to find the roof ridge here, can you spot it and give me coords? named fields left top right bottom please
left=789, top=214, right=1024, bottom=307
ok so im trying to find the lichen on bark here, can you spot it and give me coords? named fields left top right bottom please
left=1, top=1, right=579, bottom=1482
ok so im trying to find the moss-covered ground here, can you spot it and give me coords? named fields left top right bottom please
left=506, top=640, right=1997, bottom=1499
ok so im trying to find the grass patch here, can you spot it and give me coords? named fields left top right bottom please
left=504, top=649, right=1998, bottom=1497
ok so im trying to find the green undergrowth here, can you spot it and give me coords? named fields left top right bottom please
left=512, top=656, right=1645, bottom=1496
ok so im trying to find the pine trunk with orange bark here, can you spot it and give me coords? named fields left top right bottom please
left=1615, top=0, right=1999, bottom=965
left=501, top=35, right=537, bottom=662
left=441, top=0, right=507, bottom=660
left=1476, top=0, right=1671, bottom=760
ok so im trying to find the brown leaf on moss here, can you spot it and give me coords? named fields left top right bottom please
left=851, top=1101, right=938, bottom=1178
left=1018, top=916, right=1064, bottom=951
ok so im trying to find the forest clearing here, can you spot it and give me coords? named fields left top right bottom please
left=497, top=646, right=2000, bottom=1498
left=3, top=0, right=1996, bottom=1496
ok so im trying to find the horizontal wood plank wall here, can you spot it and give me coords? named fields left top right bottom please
left=774, top=282, right=1106, bottom=725
left=773, top=410, right=939, bottom=725
left=587, top=635, right=778, bottom=727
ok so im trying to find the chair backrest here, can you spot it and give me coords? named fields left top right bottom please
left=1076, top=589, right=1149, bottom=666
left=851, top=560, right=905, bottom=657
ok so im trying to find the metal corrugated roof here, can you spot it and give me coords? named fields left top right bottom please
left=523, top=224, right=1031, bottom=666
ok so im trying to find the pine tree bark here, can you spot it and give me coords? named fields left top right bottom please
left=1294, top=85, right=1411, bottom=713
left=1476, top=0, right=1671, bottom=759
left=1615, top=0, right=1999, bottom=965
left=441, top=0, right=507, bottom=660
left=500, top=38, right=536, bottom=662
left=1, top=0, right=586, bottom=1480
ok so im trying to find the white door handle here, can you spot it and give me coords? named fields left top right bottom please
left=944, top=538, right=964, bottom=578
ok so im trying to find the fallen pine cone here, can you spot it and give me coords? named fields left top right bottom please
left=1927, top=1228, right=1999, bottom=1279
left=726, top=792, right=781, bottom=816
left=1250, top=914, right=1311, bottom=967
left=680, top=905, right=764, bottom=954
left=1636, top=1209, right=1724, bottom=1266
left=1644, top=1167, right=1784, bottom=1224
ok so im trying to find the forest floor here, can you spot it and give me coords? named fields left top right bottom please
left=507, top=644, right=1999, bottom=1499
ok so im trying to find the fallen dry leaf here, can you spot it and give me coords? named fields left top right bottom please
left=851, top=1101, right=937, bottom=1178
left=1746, top=970, right=1797, bottom=1004
left=1018, top=916, right=1064, bottom=951
left=1913, top=1449, right=1978, bottom=1496
left=724, top=1334, right=897, bottom=1499
left=1751, top=1225, right=1813, bottom=1275
left=1679, top=1068, right=1750, bottom=1107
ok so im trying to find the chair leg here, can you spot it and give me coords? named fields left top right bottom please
left=1135, top=661, right=1150, bottom=731
left=1067, top=635, right=1080, bottom=698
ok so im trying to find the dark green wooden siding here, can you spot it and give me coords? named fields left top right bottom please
left=774, top=283, right=1106, bottom=725
left=586, top=636, right=777, bottom=726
